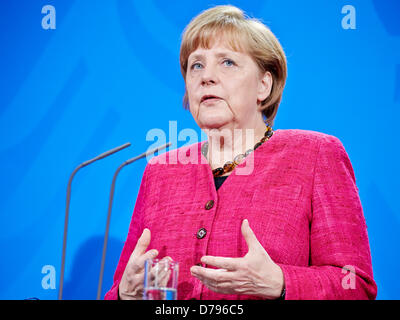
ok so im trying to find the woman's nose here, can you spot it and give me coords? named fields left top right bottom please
left=201, top=67, right=217, bottom=86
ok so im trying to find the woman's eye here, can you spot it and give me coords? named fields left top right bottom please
left=191, top=62, right=203, bottom=70
left=223, top=59, right=235, bottom=67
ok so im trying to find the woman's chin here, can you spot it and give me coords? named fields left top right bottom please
left=200, top=120, right=231, bottom=130
left=198, top=115, right=233, bottom=130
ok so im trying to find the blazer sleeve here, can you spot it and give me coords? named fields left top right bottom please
left=278, top=135, right=377, bottom=300
left=104, top=164, right=149, bottom=300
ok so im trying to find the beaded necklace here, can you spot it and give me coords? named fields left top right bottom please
left=201, top=125, right=274, bottom=177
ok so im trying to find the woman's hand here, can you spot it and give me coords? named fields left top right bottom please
left=118, top=228, right=158, bottom=300
left=190, top=219, right=285, bottom=299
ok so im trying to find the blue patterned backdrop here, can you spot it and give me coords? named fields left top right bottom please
left=0, top=0, right=399, bottom=300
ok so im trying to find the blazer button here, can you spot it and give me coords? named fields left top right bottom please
left=196, top=228, right=207, bottom=239
left=205, top=200, right=214, bottom=210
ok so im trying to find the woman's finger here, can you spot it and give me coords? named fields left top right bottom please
left=126, top=229, right=158, bottom=273
left=190, top=265, right=231, bottom=283
left=241, top=219, right=262, bottom=252
left=200, top=256, right=239, bottom=271
left=135, top=248, right=159, bottom=269
left=192, top=270, right=233, bottom=294
left=130, top=228, right=152, bottom=260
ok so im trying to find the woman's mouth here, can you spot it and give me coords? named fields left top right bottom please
left=200, top=95, right=222, bottom=105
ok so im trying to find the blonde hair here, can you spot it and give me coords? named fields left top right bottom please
left=180, top=5, right=287, bottom=126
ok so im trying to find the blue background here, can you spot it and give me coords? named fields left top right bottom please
left=0, top=0, right=399, bottom=300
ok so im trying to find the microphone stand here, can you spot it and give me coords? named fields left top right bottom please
left=96, top=142, right=171, bottom=300
left=58, top=142, right=131, bottom=300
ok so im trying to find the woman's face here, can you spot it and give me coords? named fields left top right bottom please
left=185, top=40, right=272, bottom=131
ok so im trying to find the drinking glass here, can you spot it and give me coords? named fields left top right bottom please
left=143, top=258, right=179, bottom=300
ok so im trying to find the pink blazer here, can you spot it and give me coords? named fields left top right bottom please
left=105, top=129, right=377, bottom=300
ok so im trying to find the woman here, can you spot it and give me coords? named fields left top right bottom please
left=105, top=5, right=377, bottom=300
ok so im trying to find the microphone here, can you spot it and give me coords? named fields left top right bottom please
left=96, top=142, right=171, bottom=300
left=58, top=142, right=131, bottom=300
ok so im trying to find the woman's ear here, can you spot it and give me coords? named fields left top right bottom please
left=257, top=71, right=273, bottom=104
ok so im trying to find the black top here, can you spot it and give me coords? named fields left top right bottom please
left=214, top=176, right=228, bottom=191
